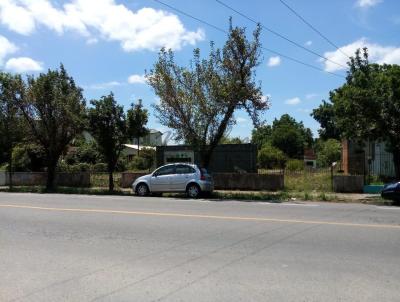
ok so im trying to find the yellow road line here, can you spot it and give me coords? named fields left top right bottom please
left=0, top=204, right=399, bottom=229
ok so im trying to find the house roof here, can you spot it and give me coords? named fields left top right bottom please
left=124, top=144, right=156, bottom=150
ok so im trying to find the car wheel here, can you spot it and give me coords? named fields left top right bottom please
left=136, top=183, right=149, bottom=196
left=186, top=183, right=200, bottom=198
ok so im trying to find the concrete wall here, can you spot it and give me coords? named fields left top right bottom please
left=0, top=172, right=6, bottom=186
left=213, top=173, right=284, bottom=191
left=2, top=172, right=90, bottom=187
left=333, top=175, right=364, bottom=193
left=121, top=172, right=284, bottom=191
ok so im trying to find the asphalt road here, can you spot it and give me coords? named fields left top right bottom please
left=1, top=193, right=400, bottom=302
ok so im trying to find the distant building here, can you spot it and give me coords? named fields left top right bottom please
left=82, top=129, right=162, bottom=162
left=304, top=148, right=317, bottom=168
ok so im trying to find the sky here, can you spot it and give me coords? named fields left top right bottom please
left=0, top=0, right=399, bottom=142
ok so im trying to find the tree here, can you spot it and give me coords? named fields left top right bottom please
left=0, top=72, right=25, bottom=189
left=18, top=65, right=86, bottom=190
left=330, top=48, right=400, bottom=178
left=251, top=124, right=272, bottom=149
left=88, top=93, right=127, bottom=192
left=219, top=135, right=243, bottom=144
left=311, top=100, right=340, bottom=140
left=315, top=139, right=341, bottom=167
left=127, top=99, right=149, bottom=155
left=147, top=21, right=269, bottom=168
left=251, top=115, right=313, bottom=157
left=270, top=114, right=313, bottom=158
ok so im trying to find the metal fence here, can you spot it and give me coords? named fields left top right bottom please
left=343, top=153, right=396, bottom=184
left=259, top=166, right=335, bottom=192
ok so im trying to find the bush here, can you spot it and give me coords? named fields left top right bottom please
left=316, top=139, right=341, bottom=167
left=57, top=161, right=91, bottom=172
left=258, top=144, right=286, bottom=169
left=92, top=163, right=108, bottom=172
left=127, top=156, right=149, bottom=171
left=12, top=143, right=46, bottom=172
left=285, top=159, right=304, bottom=171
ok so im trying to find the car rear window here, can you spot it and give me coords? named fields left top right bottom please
left=176, top=165, right=196, bottom=174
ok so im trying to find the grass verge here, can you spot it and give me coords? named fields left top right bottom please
left=0, top=186, right=391, bottom=205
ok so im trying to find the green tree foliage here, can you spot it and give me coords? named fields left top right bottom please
left=219, top=135, right=244, bottom=144
left=127, top=148, right=155, bottom=171
left=252, top=114, right=313, bottom=157
left=17, top=65, right=86, bottom=190
left=251, top=124, right=272, bottom=149
left=127, top=99, right=149, bottom=154
left=0, top=72, right=25, bottom=188
left=11, top=143, right=46, bottom=172
left=88, top=93, right=127, bottom=192
left=330, top=48, right=400, bottom=178
left=147, top=21, right=269, bottom=168
left=64, top=138, right=102, bottom=166
left=257, top=143, right=286, bottom=169
left=311, top=100, right=340, bottom=140
left=270, top=114, right=313, bottom=158
left=315, top=139, right=341, bottom=167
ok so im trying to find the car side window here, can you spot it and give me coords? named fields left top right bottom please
left=155, top=165, right=175, bottom=176
left=176, top=165, right=196, bottom=174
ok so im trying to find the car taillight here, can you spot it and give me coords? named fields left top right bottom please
left=200, top=170, right=206, bottom=181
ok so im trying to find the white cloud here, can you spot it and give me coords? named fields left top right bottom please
left=356, top=0, right=383, bottom=8
left=5, top=57, right=43, bottom=72
left=236, top=117, right=248, bottom=124
left=84, top=81, right=122, bottom=90
left=0, top=0, right=205, bottom=52
left=0, top=35, right=18, bottom=65
left=285, top=97, right=301, bottom=105
left=86, top=37, right=98, bottom=45
left=128, top=74, right=146, bottom=84
left=305, top=40, right=312, bottom=46
left=267, top=56, right=281, bottom=67
left=322, top=38, right=400, bottom=72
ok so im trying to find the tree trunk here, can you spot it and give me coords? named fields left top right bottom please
left=46, top=163, right=56, bottom=191
left=393, top=149, right=400, bottom=180
left=108, top=170, right=114, bottom=192
left=200, top=146, right=215, bottom=169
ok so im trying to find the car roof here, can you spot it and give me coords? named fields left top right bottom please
left=160, top=163, right=196, bottom=167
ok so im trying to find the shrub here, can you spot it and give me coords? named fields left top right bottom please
left=92, top=163, right=108, bottom=172
left=258, top=144, right=286, bottom=169
left=285, top=159, right=304, bottom=171
left=12, top=143, right=46, bottom=172
left=127, top=156, right=148, bottom=171
left=316, top=139, right=341, bottom=167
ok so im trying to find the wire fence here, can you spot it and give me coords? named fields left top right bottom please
left=259, top=166, right=336, bottom=192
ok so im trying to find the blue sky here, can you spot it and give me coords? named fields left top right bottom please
left=0, top=0, right=399, bottom=142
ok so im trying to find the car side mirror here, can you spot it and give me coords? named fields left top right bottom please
left=153, top=173, right=158, bottom=177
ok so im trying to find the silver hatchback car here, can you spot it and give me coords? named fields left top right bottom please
left=132, top=163, right=214, bottom=198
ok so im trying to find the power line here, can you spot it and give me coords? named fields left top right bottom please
left=278, top=0, right=350, bottom=59
left=216, top=0, right=347, bottom=69
left=151, top=0, right=345, bottom=79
